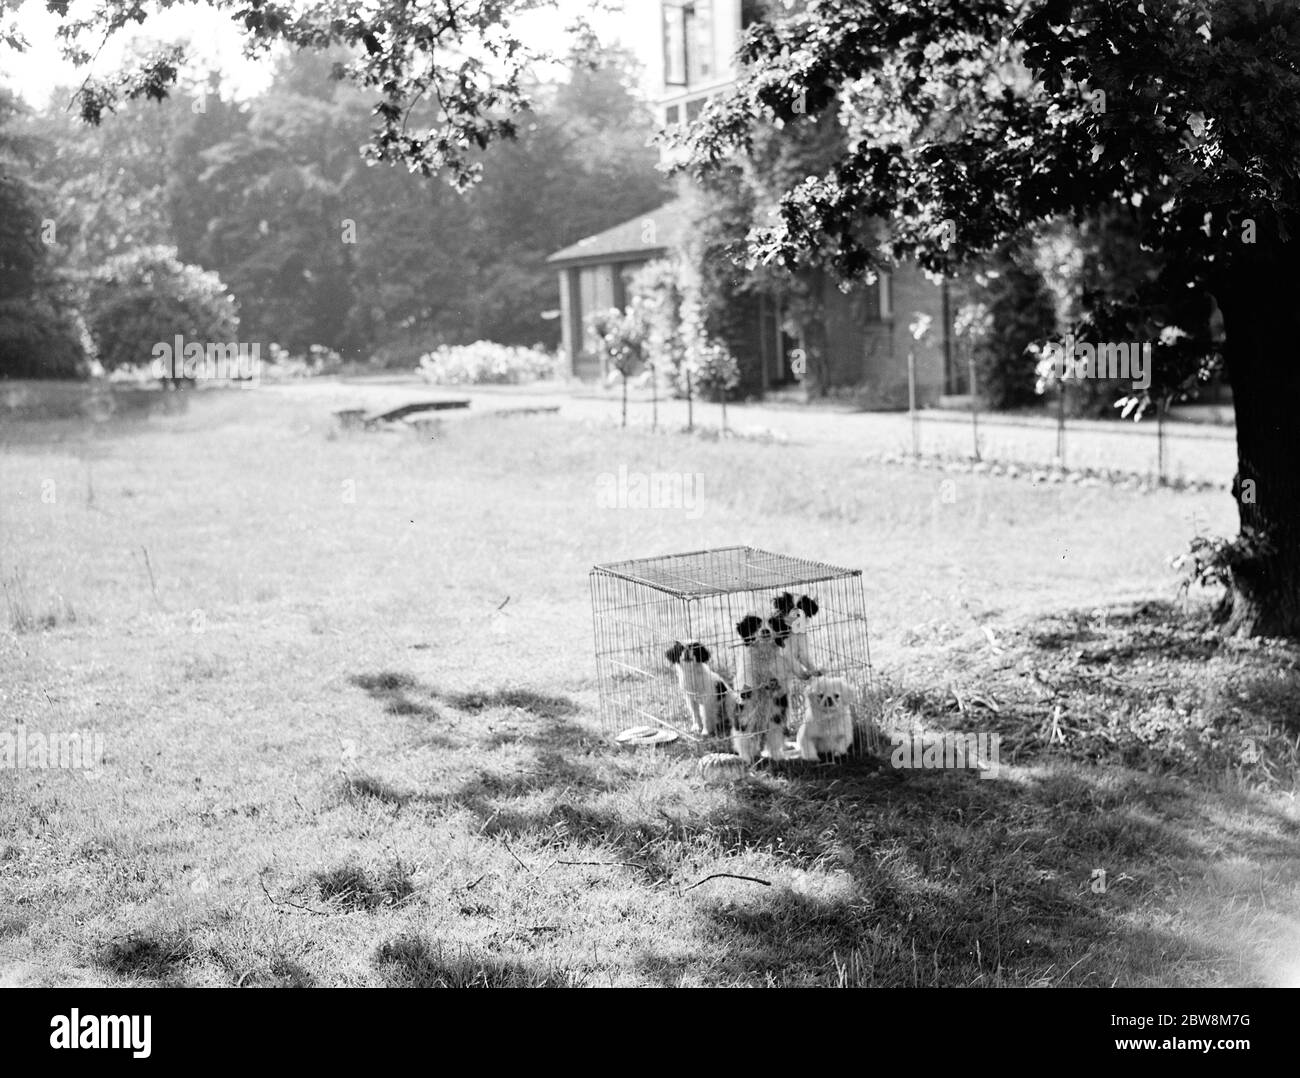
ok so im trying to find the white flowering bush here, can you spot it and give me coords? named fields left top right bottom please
left=685, top=336, right=740, bottom=401
left=417, top=341, right=556, bottom=385
left=258, top=343, right=343, bottom=380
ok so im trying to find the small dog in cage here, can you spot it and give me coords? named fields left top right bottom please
left=665, top=641, right=737, bottom=736
left=796, top=675, right=855, bottom=760
left=734, top=614, right=792, bottom=692
left=772, top=592, right=823, bottom=678
left=732, top=684, right=788, bottom=763
left=732, top=614, right=800, bottom=762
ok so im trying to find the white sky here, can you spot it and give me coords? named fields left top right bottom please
left=0, top=0, right=661, bottom=108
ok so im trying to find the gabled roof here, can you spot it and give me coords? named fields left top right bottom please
left=547, top=199, right=690, bottom=267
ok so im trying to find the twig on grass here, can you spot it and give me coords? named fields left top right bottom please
left=259, top=875, right=328, bottom=916
left=683, top=873, right=772, bottom=893
left=553, top=859, right=653, bottom=873
left=139, top=545, right=166, bottom=612
left=502, top=840, right=532, bottom=873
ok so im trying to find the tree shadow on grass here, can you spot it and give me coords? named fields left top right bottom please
left=373, top=934, right=582, bottom=987
left=93, top=929, right=195, bottom=985
left=337, top=773, right=424, bottom=807
left=442, top=687, right=579, bottom=720
left=347, top=672, right=581, bottom=750
left=346, top=604, right=1296, bottom=985
left=340, top=676, right=616, bottom=822
left=349, top=671, right=446, bottom=723
left=622, top=762, right=1283, bottom=986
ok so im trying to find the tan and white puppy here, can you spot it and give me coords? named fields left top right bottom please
left=731, top=684, right=787, bottom=763
left=796, top=675, right=855, bottom=760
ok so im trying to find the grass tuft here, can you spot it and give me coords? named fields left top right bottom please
left=312, top=862, right=415, bottom=912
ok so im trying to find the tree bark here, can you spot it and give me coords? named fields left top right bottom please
left=1216, top=246, right=1300, bottom=637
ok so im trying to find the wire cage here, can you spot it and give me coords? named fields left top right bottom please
left=589, top=546, right=879, bottom=761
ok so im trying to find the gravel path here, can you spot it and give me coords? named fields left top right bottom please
left=267, top=376, right=1238, bottom=484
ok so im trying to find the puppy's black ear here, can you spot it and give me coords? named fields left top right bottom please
left=736, top=615, right=763, bottom=643
left=773, top=591, right=795, bottom=616
left=768, top=614, right=790, bottom=639
left=689, top=642, right=711, bottom=664
left=665, top=641, right=684, bottom=664
left=798, top=595, right=819, bottom=619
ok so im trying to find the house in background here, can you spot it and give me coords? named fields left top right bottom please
left=547, top=0, right=962, bottom=406
left=547, top=201, right=689, bottom=382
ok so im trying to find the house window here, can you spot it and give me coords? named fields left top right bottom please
left=664, top=4, right=687, bottom=86
left=690, top=1, right=714, bottom=84
left=615, top=262, right=645, bottom=311
left=664, top=1, right=715, bottom=89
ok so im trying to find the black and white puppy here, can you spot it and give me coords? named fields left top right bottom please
left=772, top=592, right=822, bottom=679
left=732, top=614, right=796, bottom=762
left=665, top=640, right=737, bottom=736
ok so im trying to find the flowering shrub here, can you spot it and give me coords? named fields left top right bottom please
left=585, top=308, right=645, bottom=377
left=417, top=341, right=556, bottom=385
left=85, top=246, right=239, bottom=374
left=628, top=260, right=687, bottom=382
left=683, top=328, right=739, bottom=401
left=254, top=343, right=343, bottom=380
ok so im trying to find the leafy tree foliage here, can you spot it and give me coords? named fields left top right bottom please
left=39, top=0, right=599, bottom=189
left=679, top=0, right=1300, bottom=638
left=962, top=246, right=1059, bottom=410
left=27, top=38, right=667, bottom=360
left=0, top=88, right=87, bottom=379
left=85, top=246, right=239, bottom=374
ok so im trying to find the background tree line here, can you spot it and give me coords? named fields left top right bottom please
left=0, top=41, right=669, bottom=378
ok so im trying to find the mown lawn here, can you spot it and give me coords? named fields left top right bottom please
left=0, top=388, right=1296, bottom=986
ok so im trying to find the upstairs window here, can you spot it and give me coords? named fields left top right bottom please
left=664, top=3, right=687, bottom=86
left=664, top=1, right=715, bottom=89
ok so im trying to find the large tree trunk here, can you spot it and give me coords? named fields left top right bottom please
left=1216, top=247, right=1300, bottom=637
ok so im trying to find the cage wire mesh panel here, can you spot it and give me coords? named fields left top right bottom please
left=589, top=546, right=879, bottom=759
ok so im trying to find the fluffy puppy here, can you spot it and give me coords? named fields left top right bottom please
left=732, top=614, right=794, bottom=762
left=772, top=592, right=822, bottom=679
left=665, top=640, right=736, bottom=736
left=731, top=684, right=787, bottom=763
left=796, top=675, right=855, bottom=760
